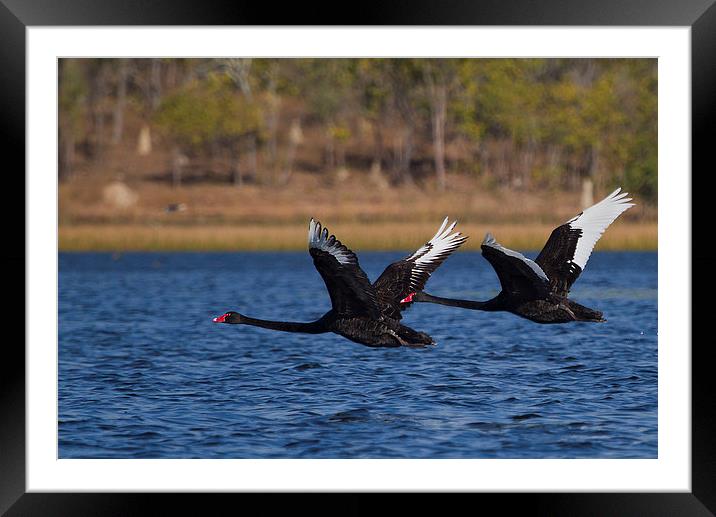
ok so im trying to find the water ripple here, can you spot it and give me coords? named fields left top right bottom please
left=59, top=251, right=657, bottom=458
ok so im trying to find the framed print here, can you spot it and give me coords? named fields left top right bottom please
left=3, top=0, right=714, bottom=514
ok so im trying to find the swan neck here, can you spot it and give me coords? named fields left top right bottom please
left=415, top=292, right=497, bottom=311
left=240, top=315, right=326, bottom=334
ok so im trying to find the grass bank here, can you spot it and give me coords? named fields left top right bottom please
left=59, top=221, right=657, bottom=252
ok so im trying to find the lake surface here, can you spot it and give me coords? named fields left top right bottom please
left=59, top=251, right=657, bottom=458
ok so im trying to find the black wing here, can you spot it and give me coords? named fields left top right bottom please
left=535, top=188, right=634, bottom=296
left=308, top=219, right=381, bottom=319
left=373, top=217, right=467, bottom=319
left=534, top=224, right=583, bottom=297
left=481, top=233, right=550, bottom=300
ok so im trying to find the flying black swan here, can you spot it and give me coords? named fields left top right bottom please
left=412, top=188, right=635, bottom=323
left=213, top=217, right=467, bottom=347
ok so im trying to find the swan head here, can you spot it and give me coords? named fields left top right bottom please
left=212, top=311, right=242, bottom=324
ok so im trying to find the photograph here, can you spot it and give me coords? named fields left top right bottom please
left=57, top=57, right=658, bottom=460
left=4, top=7, right=708, bottom=511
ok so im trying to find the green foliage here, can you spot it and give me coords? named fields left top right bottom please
left=450, top=58, right=657, bottom=200
left=328, top=123, right=351, bottom=142
left=59, top=59, right=87, bottom=134
left=299, top=59, right=358, bottom=124
left=356, top=59, right=392, bottom=121
left=473, top=59, right=548, bottom=143
left=154, top=72, right=261, bottom=148
left=59, top=57, right=657, bottom=202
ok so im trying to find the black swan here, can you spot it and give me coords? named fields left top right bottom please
left=213, top=217, right=467, bottom=347
left=412, top=188, right=635, bottom=323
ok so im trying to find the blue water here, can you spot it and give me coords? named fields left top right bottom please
left=58, top=251, right=657, bottom=458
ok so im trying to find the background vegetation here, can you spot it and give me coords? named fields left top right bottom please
left=58, top=58, right=657, bottom=251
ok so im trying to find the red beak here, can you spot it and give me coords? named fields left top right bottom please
left=400, top=292, right=416, bottom=304
left=213, top=313, right=228, bottom=323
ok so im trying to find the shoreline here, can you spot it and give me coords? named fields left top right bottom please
left=59, top=222, right=658, bottom=252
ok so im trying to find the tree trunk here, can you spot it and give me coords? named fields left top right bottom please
left=171, top=147, right=183, bottom=188
left=58, top=59, right=77, bottom=180
left=581, top=177, right=594, bottom=209
left=227, top=58, right=253, bottom=98
left=210, top=140, right=221, bottom=175
left=478, top=141, right=489, bottom=181
left=166, top=59, right=178, bottom=89
left=391, top=125, right=414, bottom=185
left=520, top=140, right=536, bottom=189
left=325, top=136, right=335, bottom=172
left=267, top=92, right=280, bottom=173
left=111, top=58, right=129, bottom=145
left=424, top=62, right=450, bottom=191
left=336, top=143, right=346, bottom=169
left=547, top=144, right=562, bottom=188
left=267, top=115, right=279, bottom=170
left=234, top=166, right=243, bottom=187
left=282, top=142, right=296, bottom=185
left=265, top=65, right=280, bottom=177
left=233, top=147, right=243, bottom=187
left=281, top=118, right=302, bottom=185
left=246, top=134, right=258, bottom=183
left=589, top=144, right=600, bottom=187
left=497, top=141, right=509, bottom=185
left=137, top=124, right=152, bottom=156
left=431, top=82, right=447, bottom=191
left=401, top=129, right=415, bottom=186
left=223, top=58, right=258, bottom=182
left=91, top=68, right=107, bottom=158
left=372, top=119, right=384, bottom=168
left=59, top=132, right=75, bottom=181
left=150, top=59, right=162, bottom=111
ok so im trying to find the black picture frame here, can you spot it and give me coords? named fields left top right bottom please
left=3, top=1, right=713, bottom=514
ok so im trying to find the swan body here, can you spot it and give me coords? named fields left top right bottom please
left=213, top=217, right=466, bottom=347
left=415, top=188, right=635, bottom=324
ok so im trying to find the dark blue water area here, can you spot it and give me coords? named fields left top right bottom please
left=58, top=250, right=657, bottom=459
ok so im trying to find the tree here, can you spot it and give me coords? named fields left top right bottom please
left=385, top=59, right=423, bottom=185
left=133, top=58, right=168, bottom=155
left=219, top=59, right=261, bottom=182
left=58, top=59, right=87, bottom=180
left=111, top=59, right=130, bottom=145
left=58, top=57, right=657, bottom=203
left=421, top=59, right=461, bottom=191
left=300, top=59, right=358, bottom=178
left=154, top=71, right=262, bottom=187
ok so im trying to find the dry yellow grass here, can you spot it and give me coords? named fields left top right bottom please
left=59, top=221, right=657, bottom=252
left=59, top=172, right=657, bottom=225
left=59, top=170, right=656, bottom=251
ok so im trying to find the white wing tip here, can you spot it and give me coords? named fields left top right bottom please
left=406, top=217, right=467, bottom=269
left=605, top=187, right=636, bottom=206
left=482, top=232, right=496, bottom=246
left=308, top=218, right=354, bottom=265
left=308, top=218, right=319, bottom=244
left=432, top=216, right=457, bottom=241
left=568, top=187, right=637, bottom=270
